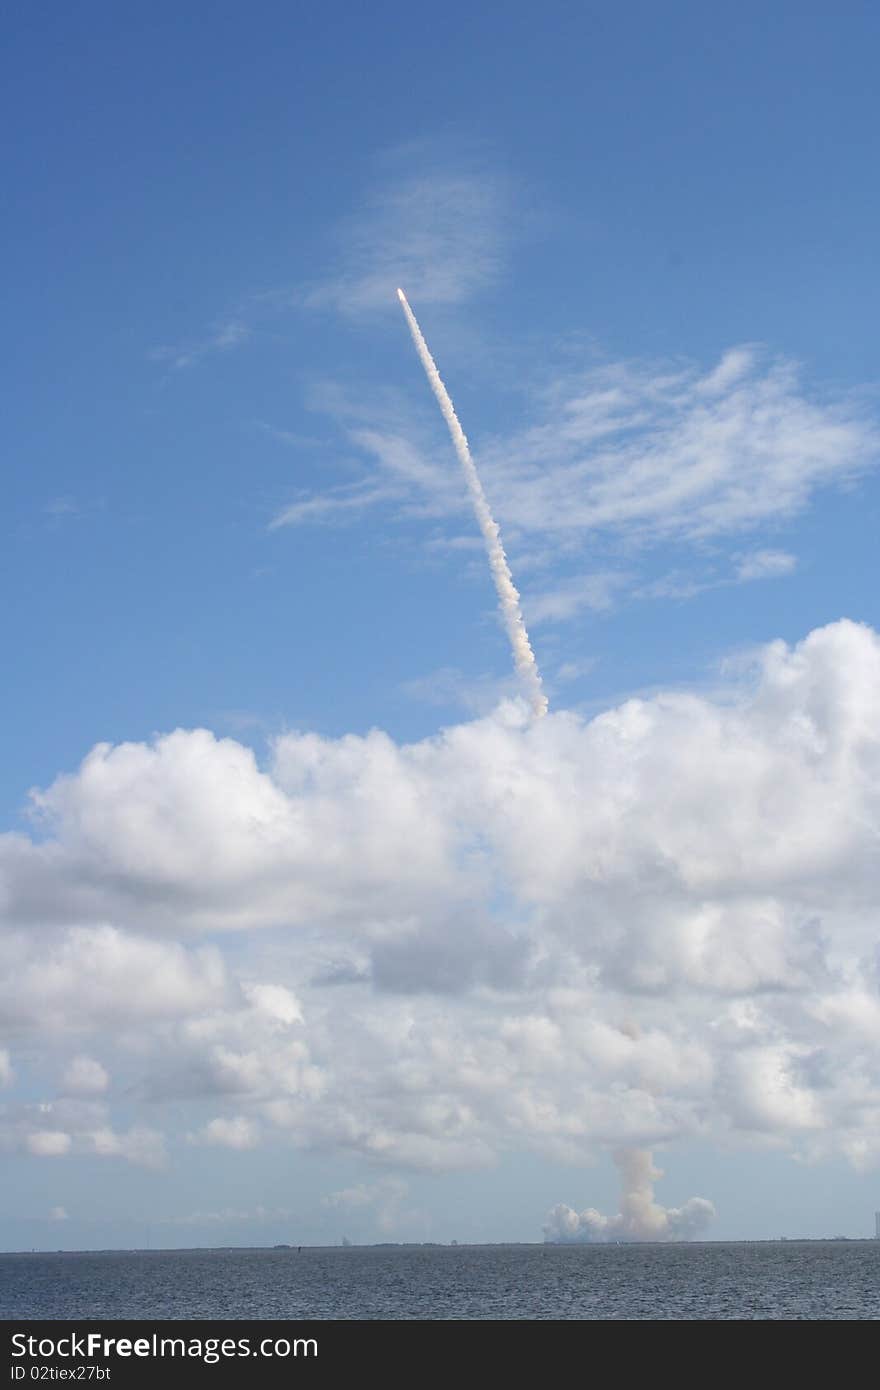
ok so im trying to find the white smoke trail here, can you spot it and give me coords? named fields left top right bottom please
left=543, top=1149, right=716, bottom=1243
left=396, top=288, right=548, bottom=718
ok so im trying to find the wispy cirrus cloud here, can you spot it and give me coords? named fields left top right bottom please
left=527, top=549, right=799, bottom=626
left=150, top=318, right=251, bottom=371
left=269, top=344, right=875, bottom=623
left=734, top=548, right=798, bottom=582
left=150, top=151, right=511, bottom=374
left=274, top=347, right=877, bottom=541
left=45, top=496, right=82, bottom=521
left=143, top=151, right=876, bottom=629
left=630, top=549, right=798, bottom=608
left=524, top=572, right=630, bottom=625
left=304, top=163, right=511, bottom=316
left=268, top=384, right=463, bottom=531
left=477, top=347, right=876, bottom=543
left=269, top=480, right=396, bottom=530
left=44, top=495, right=106, bottom=528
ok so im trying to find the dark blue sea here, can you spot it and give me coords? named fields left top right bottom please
left=2, top=1242, right=879, bottom=1320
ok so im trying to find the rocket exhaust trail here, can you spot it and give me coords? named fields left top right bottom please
left=396, top=288, right=548, bottom=719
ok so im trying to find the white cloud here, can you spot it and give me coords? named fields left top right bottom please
left=272, top=345, right=875, bottom=629
left=61, top=1056, right=109, bottom=1095
left=479, top=349, right=875, bottom=543
left=525, top=571, right=629, bottom=624
left=150, top=319, right=250, bottom=371
left=27, top=1131, right=71, bottom=1157
left=193, top=1116, right=261, bottom=1150
left=305, top=164, right=510, bottom=315
left=89, top=1126, right=166, bottom=1168
left=1, top=1095, right=166, bottom=1168
left=243, top=983, right=303, bottom=1027
left=0, top=925, right=226, bottom=1029
left=1, top=620, right=880, bottom=1176
left=0, top=1049, right=13, bottom=1088
left=735, top=549, right=798, bottom=581
left=150, top=152, right=511, bottom=398
left=268, top=385, right=463, bottom=533
left=269, top=481, right=396, bottom=531
left=49, top=1205, right=68, bottom=1221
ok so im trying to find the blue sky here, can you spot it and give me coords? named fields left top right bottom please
left=2, top=2, right=879, bottom=1250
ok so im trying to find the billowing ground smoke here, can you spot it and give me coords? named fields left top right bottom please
left=397, top=288, right=548, bottom=718
left=543, top=1148, right=715, bottom=1243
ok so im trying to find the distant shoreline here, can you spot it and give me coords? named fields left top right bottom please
left=3, top=1237, right=877, bottom=1255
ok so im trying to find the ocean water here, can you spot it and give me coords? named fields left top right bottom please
left=1, top=1242, right=878, bottom=1321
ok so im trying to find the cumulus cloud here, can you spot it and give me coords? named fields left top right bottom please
left=88, top=1126, right=166, bottom=1168
left=1, top=620, right=880, bottom=1179
left=0, top=925, right=227, bottom=1029
left=1, top=1095, right=166, bottom=1169
left=27, top=1131, right=71, bottom=1158
left=0, top=1049, right=13, bottom=1088
left=192, top=1116, right=261, bottom=1151
left=544, top=1149, right=715, bottom=1243
left=61, top=1056, right=109, bottom=1095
